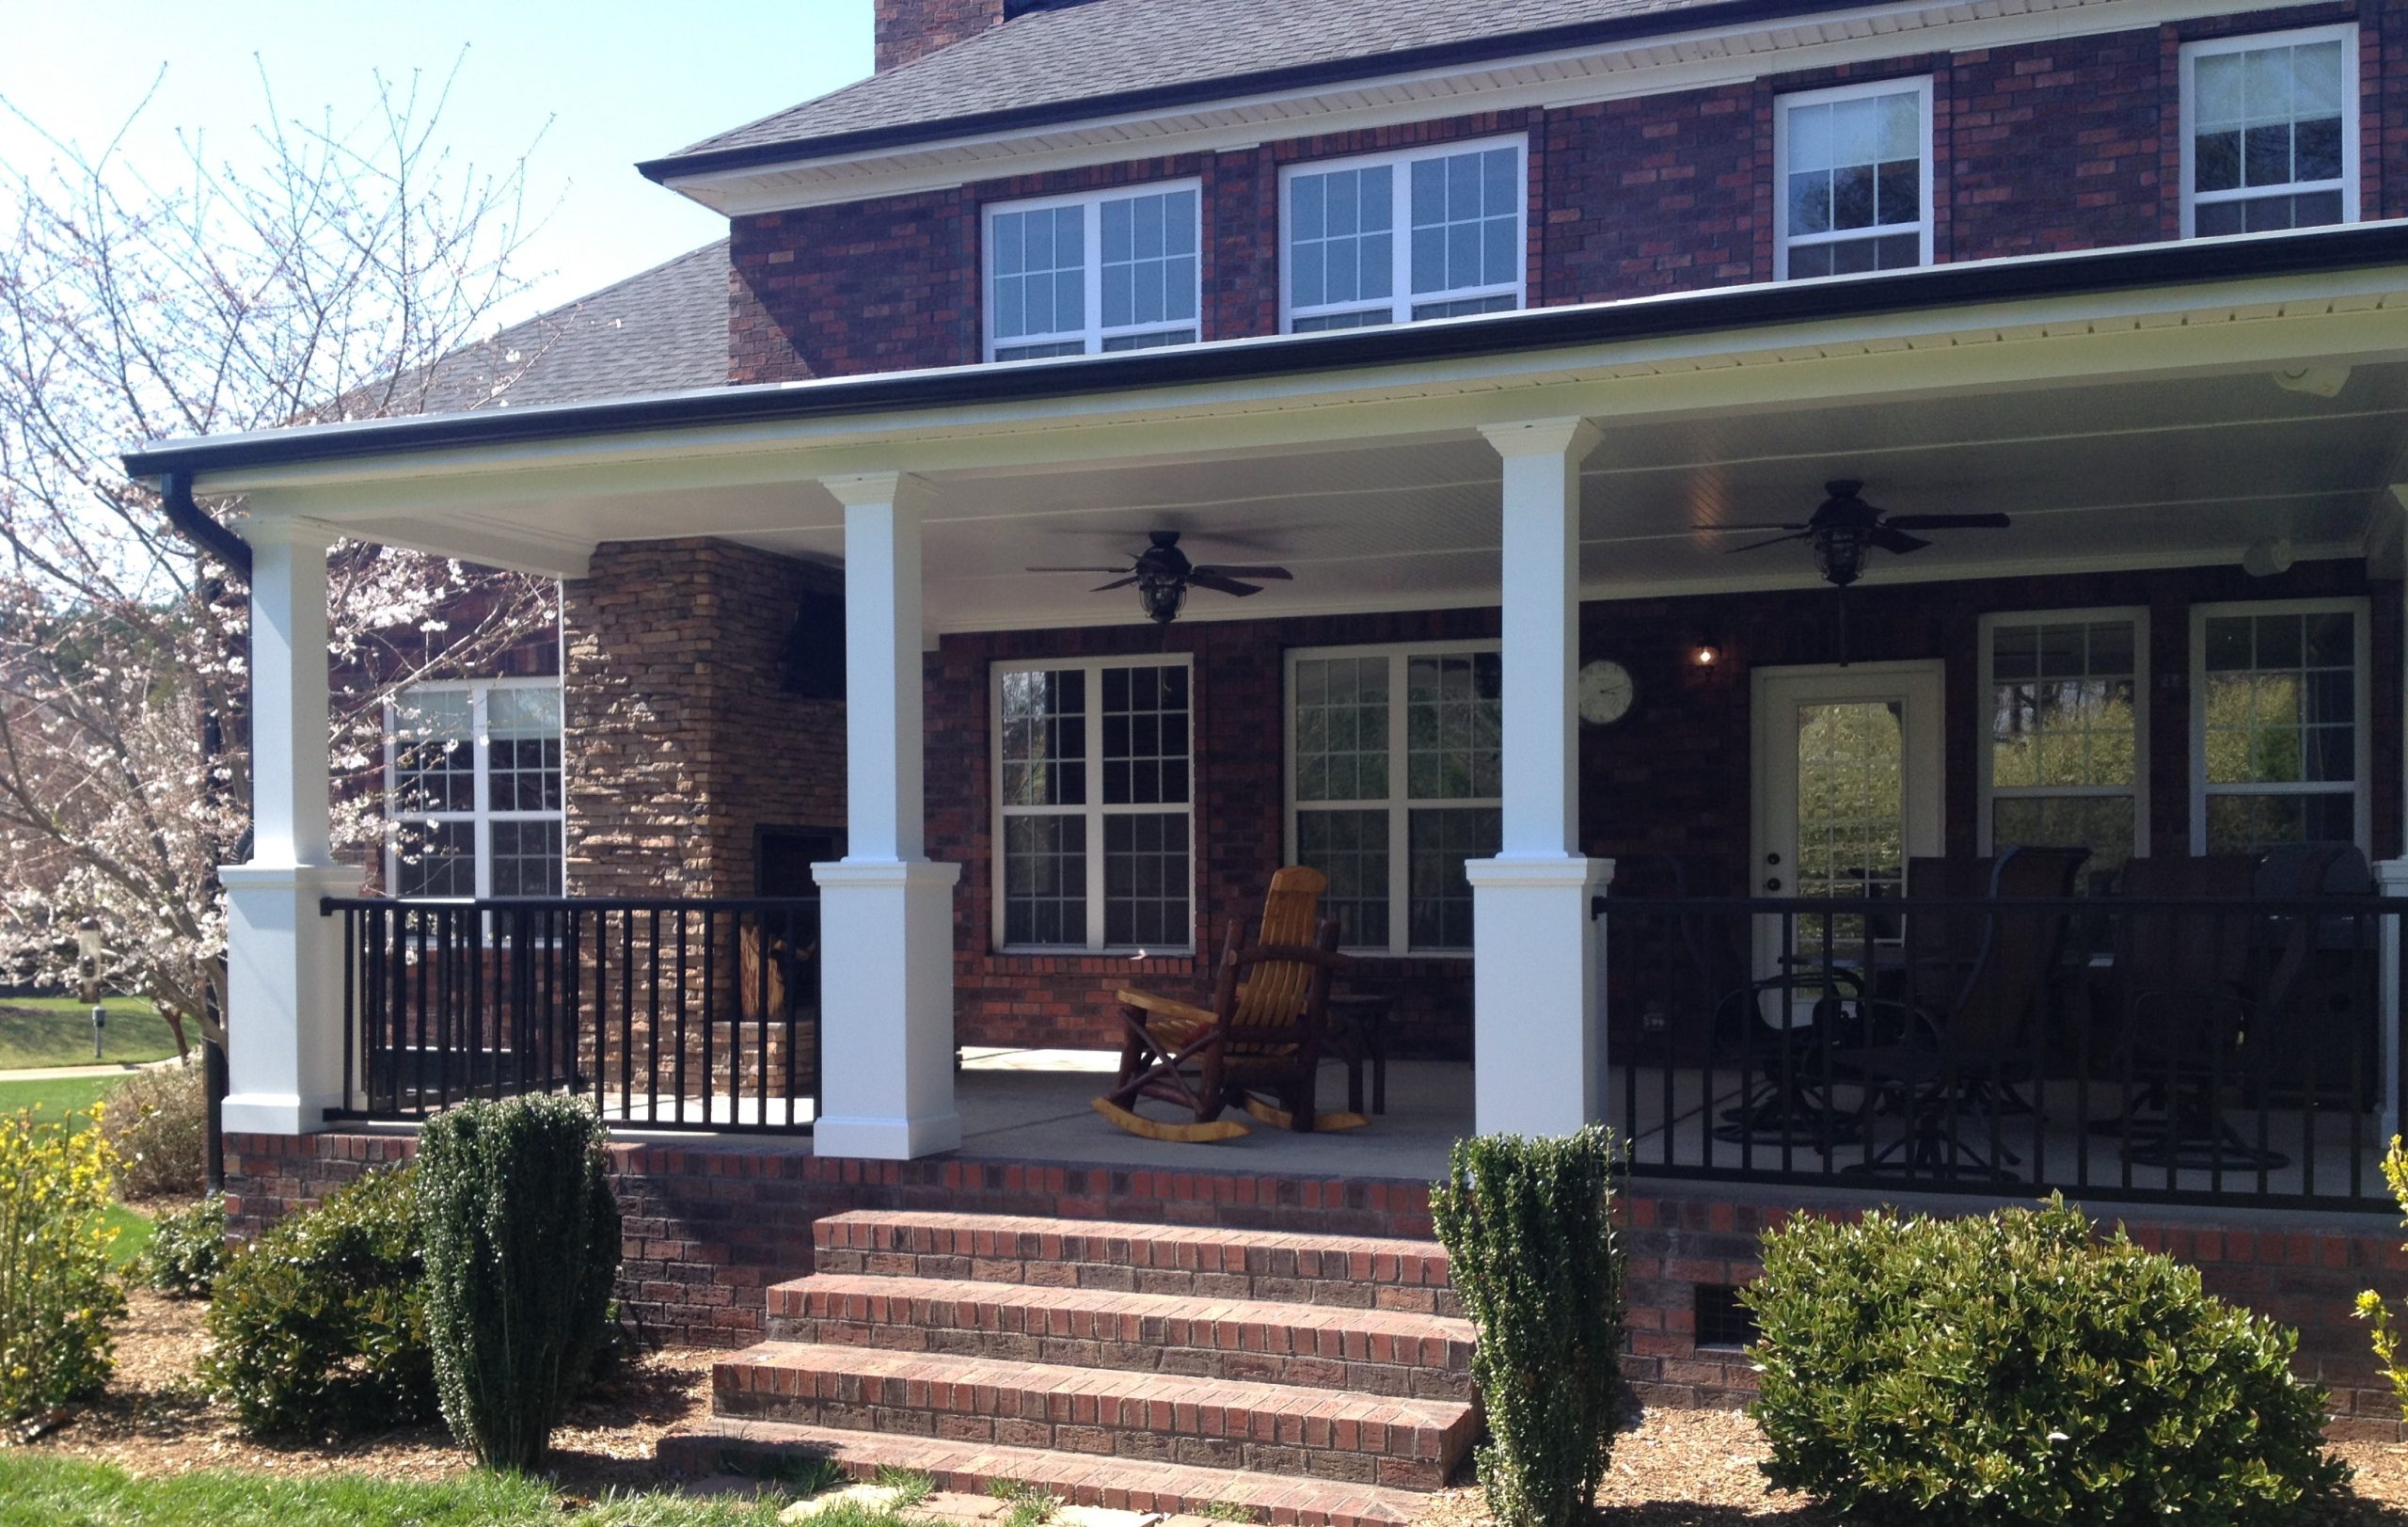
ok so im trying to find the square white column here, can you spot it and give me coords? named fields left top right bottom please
left=812, top=472, right=962, bottom=1160
left=1467, top=419, right=1608, bottom=1139
left=222, top=516, right=361, bottom=1136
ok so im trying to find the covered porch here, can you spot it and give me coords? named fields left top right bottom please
left=142, top=228, right=2408, bottom=1215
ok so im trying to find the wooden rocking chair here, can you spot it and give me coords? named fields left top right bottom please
left=1092, top=867, right=1361, bottom=1142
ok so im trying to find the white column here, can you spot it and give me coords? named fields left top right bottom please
left=812, top=472, right=962, bottom=1159
left=2380, top=859, right=2408, bottom=1146
left=1466, top=419, right=1608, bottom=1139
left=221, top=516, right=361, bottom=1136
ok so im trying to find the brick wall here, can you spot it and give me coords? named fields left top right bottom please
left=223, top=1128, right=2408, bottom=1436
left=875, top=0, right=1004, bottom=72
left=562, top=538, right=846, bottom=899
left=727, top=3, right=2405, bottom=384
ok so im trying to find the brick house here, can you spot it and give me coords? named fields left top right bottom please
left=135, top=0, right=2408, bottom=1515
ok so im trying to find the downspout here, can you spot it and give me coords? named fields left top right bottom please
left=159, top=469, right=245, bottom=1191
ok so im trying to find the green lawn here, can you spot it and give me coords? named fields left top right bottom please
left=0, top=1456, right=882, bottom=1527
left=0, top=997, right=183, bottom=1069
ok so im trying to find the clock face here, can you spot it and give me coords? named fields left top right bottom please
left=1579, top=659, right=1636, bottom=725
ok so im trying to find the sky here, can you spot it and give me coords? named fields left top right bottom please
left=0, top=1, right=874, bottom=327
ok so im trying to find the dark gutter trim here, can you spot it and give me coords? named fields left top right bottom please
left=160, top=469, right=252, bottom=575
left=121, top=225, right=2408, bottom=482
left=639, top=0, right=1950, bottom=181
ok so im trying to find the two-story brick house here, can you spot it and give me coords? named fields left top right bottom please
left=136, top=0, right=2408, bottom=1514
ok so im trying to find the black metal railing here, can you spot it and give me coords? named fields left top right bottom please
left=323, top=896, right=821, bottom=1133
left=1597, top=893, right=2402, bottom=1212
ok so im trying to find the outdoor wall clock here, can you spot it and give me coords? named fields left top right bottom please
left=1577, top=659, right=1636, bottom=725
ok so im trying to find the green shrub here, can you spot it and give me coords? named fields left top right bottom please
left=97, top=1063, right=206, bottom=1200
left=417, top=1094, right=621, bottom=1471
left=0, top=1105, right=127, bottom=1420
left=2354, top=1136, right=2408, bottom=1418
left=202, top=1165, right=435, bottom=1436
left=1747, top=1196, right=2344, bottom=1526
left=135, top=1193, right=225, bottom=1298
left=1429, top=1126, right=1624, bottom=1527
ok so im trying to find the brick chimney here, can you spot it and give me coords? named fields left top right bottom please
left=875, top=0, right=1006, bottom=72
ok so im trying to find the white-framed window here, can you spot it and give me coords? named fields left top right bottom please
left=2191, top=597, right=2368, bottom=854
left=1284, top=643, right=1501, bottom=955
left=982, top=181, right=1202, bottom=361
left=2180, top=25, right=2358, bottom=238
left=1977, top=610, right=2148, bottom=874
left=386, top=677, right=564, bottom=899
left=992, top=657, right=1194, bottom=952
left=1279, top=135, right=1528, bottom=332
left=1774, top=77, right=1933, bottom=279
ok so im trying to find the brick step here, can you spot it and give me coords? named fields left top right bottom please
left=711, top=1342, right=1476, bottom=1490
left=767, top=1272, right=1476, bottom=1401
left=811, top=1210, right=1457, bottom=1315
left=660, top=1416, right=1430, bottom=1527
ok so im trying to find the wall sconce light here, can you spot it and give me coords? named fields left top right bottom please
left=2241, top=536, right=2294, bottom=579
left=1689, top=634, right=1723, bottom=668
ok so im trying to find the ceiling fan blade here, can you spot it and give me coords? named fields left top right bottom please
left=1187, top=572, right=1264, bottom=597
left=1190, top=565, right=1293, bottom=581
left=1089, top=576, right=1139, bottom=592
left=1870, top=528, right=1934, bottom=555
left=1881, top=513, right=2011, bottom=531
left=1725, top=532, right=1813, bottom=554
left=1696, top=522, right=1812, bottom=534
left=1027, top=565, right=1134, bottom=573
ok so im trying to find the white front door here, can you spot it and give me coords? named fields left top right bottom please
left=1751, top=661, right=1946, bottom=993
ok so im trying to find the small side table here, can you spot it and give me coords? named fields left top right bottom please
left=1324, top=993, right=1394, bottom=1116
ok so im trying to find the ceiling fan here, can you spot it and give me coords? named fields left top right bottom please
left=1703, top=480, right=2010, bottom=587
left=1027, top=531, right=1293, bottom=624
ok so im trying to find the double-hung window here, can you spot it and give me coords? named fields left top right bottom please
left=994, top=658, right=1194, bottom=951
left=983, top=182, right=1202, bottom=361
left=387, top=679, right=565, bottom=899
left=2193, top=599, right=2368, bottom=852
left=1775, top=78, right=1932, bottom=279
left=1281, top=136, right=1526, bottom=332
left=1980, top=611, right=2147, bottom=873
left=2181, top=26, right=2357, bottom=237
left=1286, top=644, right=1501, bottom=955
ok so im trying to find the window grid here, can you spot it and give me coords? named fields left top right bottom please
left=994, top=658, right=1195, bottom=952
left=1283, top=137, right=1527, bottom=332
left=2194, top=602, right=2365, bottom=853
left=1775, top=78, right=1932, bottom=280
left=1983, top=612, right=2145, bottom=870
left=385, top=679, right=565, bottom=900
left=2182, top=26, right=2357, bottom=238
left=1289, top=644, right=1501, bottom=956
left=985, top=183, right=1202, bottom=361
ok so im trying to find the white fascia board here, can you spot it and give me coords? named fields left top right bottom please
left=662, top=0, right=2303, bottom=216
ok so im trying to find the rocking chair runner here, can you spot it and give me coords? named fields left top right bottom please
left=1093, top=867, right=1359, bottom=1142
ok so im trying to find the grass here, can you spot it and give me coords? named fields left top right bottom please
left=0, top=1072, right=153, bottom=1265
left=0, top=1455, right=860, bottom=1527
left=0, top=997, right=182, bottom=1069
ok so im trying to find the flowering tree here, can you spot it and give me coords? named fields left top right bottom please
left=0, top=63, right=559, bottom=1045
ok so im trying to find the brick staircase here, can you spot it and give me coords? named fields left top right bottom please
left=659, top=1209, right=1479, bottom=1526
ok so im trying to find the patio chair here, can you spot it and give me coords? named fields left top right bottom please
left=1092, top=867, right=1356, bottom=1142
left=1837, top=844, right=2087, bottom=1181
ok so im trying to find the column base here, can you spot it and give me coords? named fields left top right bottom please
left=1466, top=854, right=1610, bottom=1139
left=220, top=862, right=364, bottom=1137
left=812, top=858, right=963, bottom=1160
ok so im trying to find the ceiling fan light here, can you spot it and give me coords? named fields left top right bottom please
left=1813, top=529, right=1868, bottom=588
left=1138, top=576, right=1187, bottom=624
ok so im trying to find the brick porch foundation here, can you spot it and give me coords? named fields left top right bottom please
left=225, top=1129, right=2408, bottom=1439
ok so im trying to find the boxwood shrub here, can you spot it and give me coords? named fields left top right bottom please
left=135, top=1192, right=225, bottom=1298
left=1745, top=1196, right=2344, bottom=1526
left=201, top=1166, right=435, bottom=1436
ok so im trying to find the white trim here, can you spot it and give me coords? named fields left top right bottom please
left=1282, top=638, right=1503, bottom=957
left=383, top=675, right=565, bottom=901
left=1974, top=607, right=2151, bottom=860
left=989, top=653, right=1197, bottom=954
left=2187, top=595, right=2372, bottom=854
left=2178, top=24, right=2361, bottom=240
left=982, top=180, right=1205, bottom=363
left=662, top=0, right=2324, bottom=216
left=1278, top=135, right=1529, bottom=333
left=1773, top=75, right=1934, bottom=281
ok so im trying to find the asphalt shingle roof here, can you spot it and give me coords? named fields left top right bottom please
left=656, top=0, right=1739, bottom=170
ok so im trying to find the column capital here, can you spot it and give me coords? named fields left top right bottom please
left=820, top=470, right=934, bottom=511
left=237, top=514, right=342, bottom=552
left=1478, top=417, right=1601, bottom=462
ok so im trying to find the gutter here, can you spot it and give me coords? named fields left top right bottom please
left=121, top=223, right=2408, bottom=485
left=160, top=469, right=251, bottom=576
